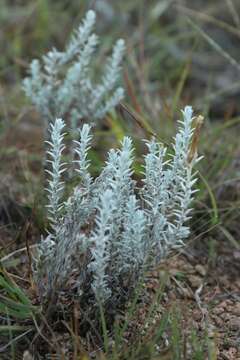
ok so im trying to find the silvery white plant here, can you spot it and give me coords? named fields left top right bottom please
left=34, top=106, right=202, bottom=317
left=23, top=10, right=125, bottom=138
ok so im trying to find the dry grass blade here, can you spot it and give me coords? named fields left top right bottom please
left=0, top=329, right=33, bottom=353
left=188, top=19, right=240, bottom=72
left=118, top=102, right=162, bottom=140
left=188, top=115, right=204, bottom=163
left=225, top=0, right=240, bottom=29
left=177, top=4, right=240, bottom=39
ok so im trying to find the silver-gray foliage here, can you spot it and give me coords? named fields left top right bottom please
left=23, top=10, right=125, bottom=136
left=34, top=106, right=201, bottom=312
